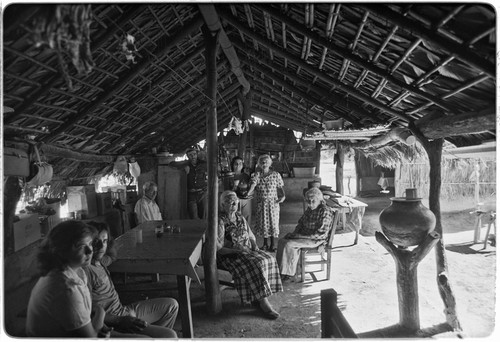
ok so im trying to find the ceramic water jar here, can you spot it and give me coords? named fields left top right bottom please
left=379, top=188, right=436, bottom=247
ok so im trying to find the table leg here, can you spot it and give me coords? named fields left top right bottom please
left=177, top=275, right=193, bottom=338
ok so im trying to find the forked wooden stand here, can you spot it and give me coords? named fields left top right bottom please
left=375, top=230, right=441, bottom=332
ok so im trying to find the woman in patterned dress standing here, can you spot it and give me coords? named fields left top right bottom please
left=248, top=154, right=285, bottom=252
left=217, top=191, right=282, bottom=319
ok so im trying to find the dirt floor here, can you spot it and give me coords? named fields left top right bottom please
left=116, top=195, right=496, bottom=340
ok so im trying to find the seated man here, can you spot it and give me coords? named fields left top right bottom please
left=84, top=221, right=178, bottom=338
left=134, top=181, right=163, bottom=224
left=276, top=187, right=335, bottom=280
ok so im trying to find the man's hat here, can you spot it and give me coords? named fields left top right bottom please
left=185, top=146, right=198, bottom=154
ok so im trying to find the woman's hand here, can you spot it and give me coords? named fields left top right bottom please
left=250, top=239, right=259, bottom=251
left=276, top=196, right=285, bottom=203
left=116, top=316, right=148, bottom=333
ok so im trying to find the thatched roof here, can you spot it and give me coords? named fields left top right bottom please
left=2, top=3, right=496, bottom=183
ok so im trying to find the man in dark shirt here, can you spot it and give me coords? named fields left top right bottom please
left=184, top=147, right=208, bottom=219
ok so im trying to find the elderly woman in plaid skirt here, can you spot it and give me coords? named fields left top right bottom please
left=216, top=190, right=283, bottom=320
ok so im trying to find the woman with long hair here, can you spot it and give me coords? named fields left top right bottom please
left=26, top=220, right=110, bottom=337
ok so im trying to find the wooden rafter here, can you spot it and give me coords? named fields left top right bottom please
left=358, top=4, right=495, bottom=78
left=80, top=45, right=205, bottom=151
left=415, top=107, right=496, bottom=139
left=221, top=12, right=411, bottom=123
left=251, top=4, right=454, bottom=112
left=41, top=14, right=204, bottom=144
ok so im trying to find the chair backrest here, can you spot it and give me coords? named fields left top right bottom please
left=325, top=209, right=340, bottom=248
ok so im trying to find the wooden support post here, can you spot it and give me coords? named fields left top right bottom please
left=410, top=123, right=463, bottom=332
left=335, top=144, right=344, bottom=194
left=3, top=176, right=23, bottom=255
left=202, top=25, right=222, bottom=314
left=376, top=231, right=440, bottom=332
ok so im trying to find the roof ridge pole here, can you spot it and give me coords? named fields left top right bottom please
left=198, top=4, right=251, bottom=95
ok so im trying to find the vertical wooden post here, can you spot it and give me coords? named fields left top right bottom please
left=426, top=138, right=462, bottom=331
left=202, top=25, right=222, bottom=314
left=335, top=144, right=344, bottom=194
left=410, top=122, right=462, bottom=332
left=474, top=159, right=480, bottom=208
left=376, top=231, right=440, bottom=332
left=3, top=176, right=23, bottom=255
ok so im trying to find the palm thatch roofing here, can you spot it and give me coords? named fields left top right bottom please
left=2, top=2, right=496, bottom=184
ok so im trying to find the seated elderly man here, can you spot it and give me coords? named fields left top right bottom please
left=276, top=187, right=335, bottom=280
left=134, top=181, right=163, bottom=224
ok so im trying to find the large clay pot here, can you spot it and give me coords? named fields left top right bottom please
left=379, top=189, right=436, bottom=247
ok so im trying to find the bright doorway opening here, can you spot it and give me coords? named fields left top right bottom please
left=319, top=148, right=357, bottom=196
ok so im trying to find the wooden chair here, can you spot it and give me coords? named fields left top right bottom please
left=297, top=210, right=340, bottom=282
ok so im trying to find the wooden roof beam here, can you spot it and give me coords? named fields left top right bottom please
left=251, top=94, right=315, bottom=130
left=249, top=85, right=311, bottom=127
left=4, top=5, right=147, bottom=125
left=249, top=4, right=453, bottom=112
left=236, top=45, right=385, bottom=125
left=79, top=45, right=205, bottom=151
left=247, top=73, right=363, bottom=130
left=408, top=74, right=492, bottom=115
left=106, top=66, right=227, bottom=154
left=358, top=4, right=495, bottom=78
left=318, top=4, right=340, bottom=71
left=251, top=107, right=306, bottom=133
left=41, top=14, right=204, bottom=144
left=199, top=4, right=251, bottom=95
left=128, top=83, right=241, bottom=155
left=415, top=107, right=496, bottom=139
left=221, top=8, right=412, bottom=123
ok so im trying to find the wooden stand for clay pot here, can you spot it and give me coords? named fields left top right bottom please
left=375, top=230, right=440, bottom=332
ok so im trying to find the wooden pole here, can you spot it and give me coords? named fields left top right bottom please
left=409, top=123, right=463, bottom=332
left=3, top=176, right=23, bottom=255
left=376, top=231, right=440, bottom=332
left=335, top=144, right=344, bottom=194
left=202, top=25, right=222, bottom=314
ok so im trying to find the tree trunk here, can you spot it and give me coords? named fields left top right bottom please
left=426, top=138, right=462, bottom=331
left=410, top=123, right=462, bottom=331
left=376, top=231, right=440, bottom=332
left=202, top=25, right=221, bottom=314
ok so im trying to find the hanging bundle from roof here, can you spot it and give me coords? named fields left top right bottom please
left=30, top=4, right=95, bottom=90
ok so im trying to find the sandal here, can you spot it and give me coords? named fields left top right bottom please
left=260, top=245, right=269, bottom=251
left=269, top=246, right=277, bottom=253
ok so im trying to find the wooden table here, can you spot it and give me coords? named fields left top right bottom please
left=107, top=219, right=206, bottom=338
left=326, top=196, right=367, bottom=245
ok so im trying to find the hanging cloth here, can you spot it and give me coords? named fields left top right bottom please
left=27, top=144, right=53, bottom=187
